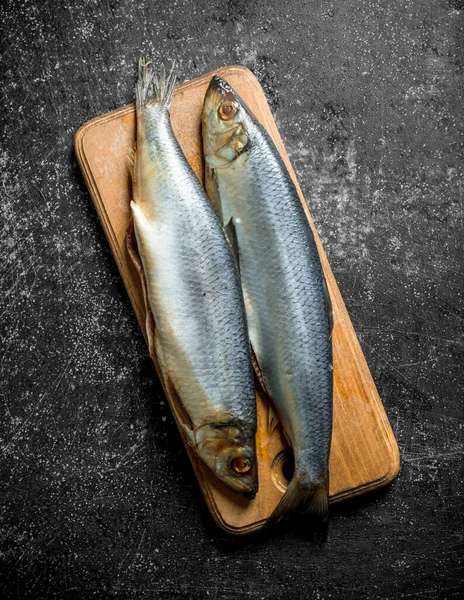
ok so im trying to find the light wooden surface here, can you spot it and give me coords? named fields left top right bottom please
left=75, top=65, right=400, bottom=535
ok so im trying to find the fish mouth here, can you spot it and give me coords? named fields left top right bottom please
left=205, top=75, right=258, bottom=125
left=246, top=479, right=259, bottom=497
left=244, top=489, right=257, bottom=499
left=236, top=475, right=259, bottom=496
left=207, top=75, right=233, bottom=95
left=219, top=468, right=258, bottom=496
left=205, top=75, right=233, bottom=107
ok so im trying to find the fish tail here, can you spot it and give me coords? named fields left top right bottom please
left=135, top=58, right=177, bottom=110
left=264, top=476, right=329, bottom=543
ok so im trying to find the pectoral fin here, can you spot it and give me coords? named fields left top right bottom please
left=205, top=165, right=222, bottom=219
left=130, top=201, right=152, bottom=236
left=224, top=217, right=240, bottom=275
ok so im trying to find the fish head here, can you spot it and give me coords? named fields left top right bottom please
left=202, top=75, right=257, bottom=168
left=195, top=422, right=258, bottom=495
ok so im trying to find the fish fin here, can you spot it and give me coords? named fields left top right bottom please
left=251, top=348, right=269, bottom=394
left=323, top=277, right=334, bottom=340
left=224, top=217, right=240, bottom=274
left=264, top=477, right=329, bottom=544
left=267, top=402, right=280, bottom=434
left=126, top=217, right=156, bottom=361
left=251, top=349, right=283, bottom=434
left=126, top=219, right=195, bottom=444
left=205, top=165, right=222, bottom=219
left=251, top=350, right=264, bottom=389
left=130, top=201, right=155, bottom=278
left=136, top=58, right=176, bottom=110
left=131, top=200, right=152, bottom=233
left=127, top=143, right=136, bottom=174
left=306, top=484, right=330, bottom=546
left=127, top=143, right=139, bottom=202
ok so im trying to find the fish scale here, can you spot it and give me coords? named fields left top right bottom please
left=136, top=116, right=252, bottom=422
left=235, top=135, right=332, bottom=482
left=130, top=62, right=258, bottom=494
left=203, top=76, right=333, bottom=535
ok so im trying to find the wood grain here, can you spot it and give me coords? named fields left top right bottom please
left=75, top=65, right=400, bottom=535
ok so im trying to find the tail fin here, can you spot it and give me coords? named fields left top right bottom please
left=135, top=58, right=177, bottom=110
left=264, top=477, right=329, bottom=544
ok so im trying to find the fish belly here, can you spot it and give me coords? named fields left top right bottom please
left=132, top=108, right=255, bottom=431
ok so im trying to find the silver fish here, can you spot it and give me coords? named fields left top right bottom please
left=202, top=76, right=333, bottom=536
left=130, top=61, right=258, bottom=495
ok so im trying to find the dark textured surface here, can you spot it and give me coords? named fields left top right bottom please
left=1, top=1, right=463, bottom=598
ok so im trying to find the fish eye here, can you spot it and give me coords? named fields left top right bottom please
left=218, top=101, right=237, bottom=121
left=231, top=456, right=251, bottom=474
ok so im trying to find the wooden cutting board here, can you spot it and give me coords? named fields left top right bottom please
left=75, top=65, right=400, bottom=535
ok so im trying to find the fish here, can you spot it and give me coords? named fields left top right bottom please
left=202, top=75, right=333, bottom=538
left=128, top=60, right=258, bottom=495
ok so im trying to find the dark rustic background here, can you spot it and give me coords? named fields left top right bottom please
left=1, top=1, right=463, bottom=598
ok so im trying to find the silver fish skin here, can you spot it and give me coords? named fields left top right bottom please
left=202, top=76, right=333, bottom=535
left=130, top=62, right=258, bottom=495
